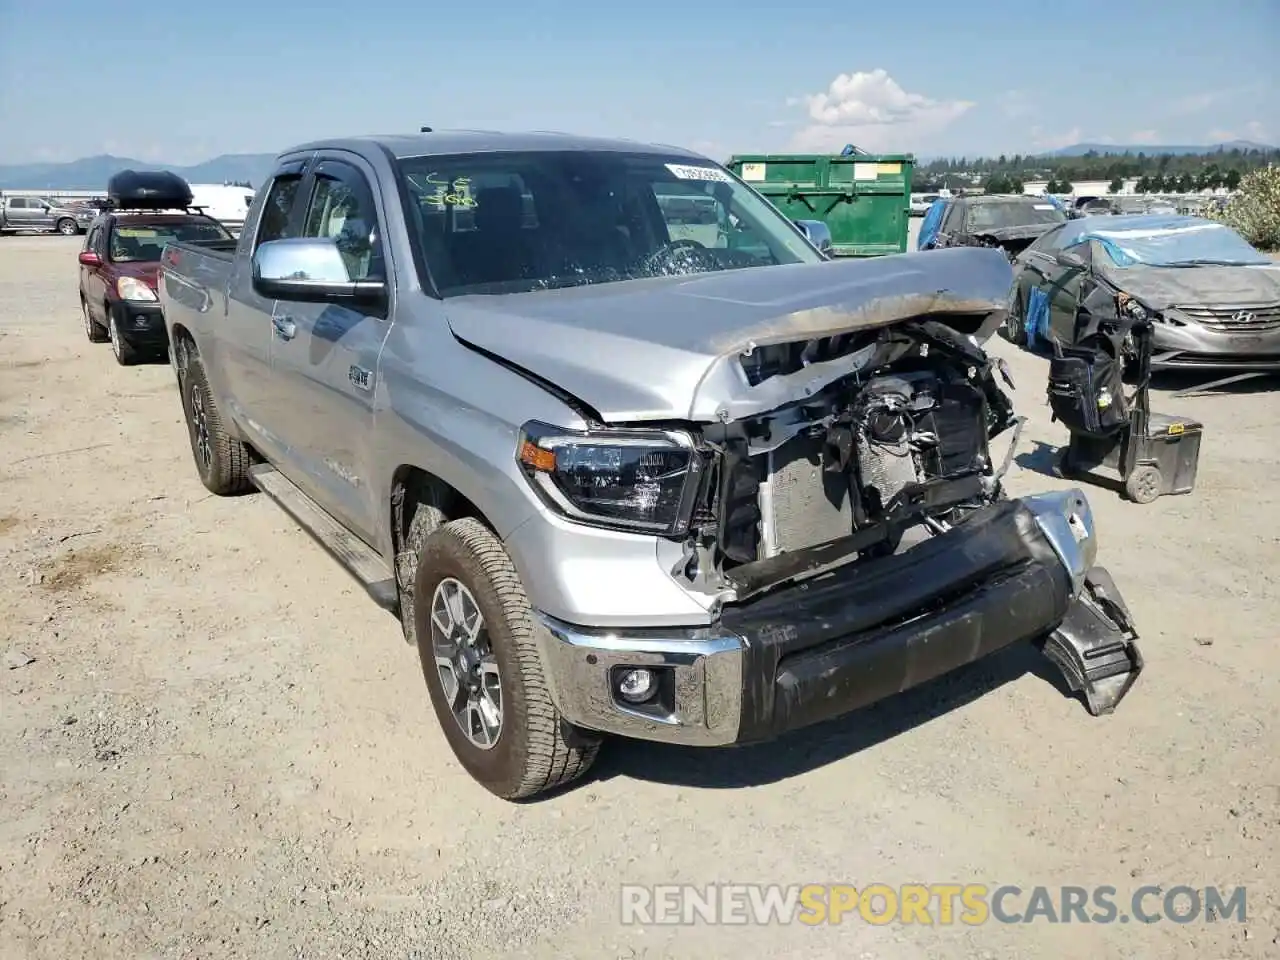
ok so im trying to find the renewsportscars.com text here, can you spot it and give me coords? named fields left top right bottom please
left=620, top=884, right=1247, bottom=926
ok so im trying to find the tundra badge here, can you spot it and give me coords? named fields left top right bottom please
left=349, top=365, right=372, bottom=391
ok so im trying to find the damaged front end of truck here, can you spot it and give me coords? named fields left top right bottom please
left=669, top=326, right=1140, bottom=718
left=478, top=249, right=1145, bottom=719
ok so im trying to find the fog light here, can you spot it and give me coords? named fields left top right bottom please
left=616, top=668, right=656, bottom=704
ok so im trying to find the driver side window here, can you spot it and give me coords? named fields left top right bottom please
left=300, top=162, right=385, bottom=281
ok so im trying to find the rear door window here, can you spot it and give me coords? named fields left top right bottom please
left=255, top=173, right=304, bottom=247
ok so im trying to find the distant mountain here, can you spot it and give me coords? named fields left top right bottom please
left=1043, top=140, right=1277, bottom=157
left=0, top=153, right=278, bottom=191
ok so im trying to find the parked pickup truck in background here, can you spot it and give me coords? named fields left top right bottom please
left=1, top=193, right=94, bottom=234
left=158, top=131, right=1145, bottom=801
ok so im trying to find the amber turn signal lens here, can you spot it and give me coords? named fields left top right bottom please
left=519, top=441, right=556, bottom=472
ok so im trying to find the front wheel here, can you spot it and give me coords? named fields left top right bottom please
left=413, top=518, right=600, bottom=800
left=1002, top=289, right=1028, bottom=346
left=56, top=218, right=79, bottom=236
left=82, top=300, right=108, bottom=343
left=107, top=310, right=139, bottom=366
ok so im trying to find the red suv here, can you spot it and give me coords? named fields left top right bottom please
left=79, top=211, right=232, bottom=365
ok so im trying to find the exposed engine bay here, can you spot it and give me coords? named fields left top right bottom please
left=675, top=319, right=1024, bottom=599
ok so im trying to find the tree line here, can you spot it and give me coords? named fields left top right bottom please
left=913, top=148, right=1277, bottom=194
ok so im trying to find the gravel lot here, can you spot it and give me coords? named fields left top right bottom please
left=1, top=234, right=1277, bottom=959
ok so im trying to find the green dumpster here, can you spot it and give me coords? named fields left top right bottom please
left=725, top=153, right=914, bottom=257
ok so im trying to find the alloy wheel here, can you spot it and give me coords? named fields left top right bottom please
left=429, top=577, right=503, bottom=750
left=189, top=383, right=212, bottom=467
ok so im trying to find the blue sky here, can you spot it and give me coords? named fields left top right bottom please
left=1, top=0, right=1276, bottom=164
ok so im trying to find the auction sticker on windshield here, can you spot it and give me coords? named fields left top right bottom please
left=1034, top=204, right=1055, bottom=210
left=665, top=163, right=733, bottom=183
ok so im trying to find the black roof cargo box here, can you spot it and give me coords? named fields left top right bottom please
left=106, top=170, right=194, bottom=211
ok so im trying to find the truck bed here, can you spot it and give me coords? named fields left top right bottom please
left=159, top=240, right=240, bottom=325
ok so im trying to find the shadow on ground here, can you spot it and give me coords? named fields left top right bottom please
left=587, top=641, right=1079, bottom=791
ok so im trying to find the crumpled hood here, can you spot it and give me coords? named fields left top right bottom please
left=1098, top=261, right=1280, bottom=311
left=444, top=246, right=1013, bottom=423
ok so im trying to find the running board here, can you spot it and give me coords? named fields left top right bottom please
left=249, top=463, right=399, bottom=614
left=1040, top=565, right=1143, bottom=716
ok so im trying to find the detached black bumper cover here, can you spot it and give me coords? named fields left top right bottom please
left=534, top=499, right=1144, bottom=746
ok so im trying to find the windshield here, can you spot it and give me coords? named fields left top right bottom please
left=1083, top=219, right=1271, bottom=267
left=396, top=150, right=823, bottom=296
left=967, top=201, right=1066, bottom=231
left=108, top=220, right=231, bottom=262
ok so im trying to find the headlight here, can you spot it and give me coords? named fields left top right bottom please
left=116, top=277, right=157, bottom=302
left=1121, top=298, right=1147, bottom=322
left=516, top=421, right=702, bottom=535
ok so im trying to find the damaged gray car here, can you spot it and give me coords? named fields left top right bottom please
left=158, top=132, right=1144, bottom=801
left=1008, top=213, right=1280, bottom=373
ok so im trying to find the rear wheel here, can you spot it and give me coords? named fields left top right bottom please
left=178, top=352, right=253, bottom=495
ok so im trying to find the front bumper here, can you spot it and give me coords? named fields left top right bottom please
left=109, top=300, right=168, bottom=349
left=533, top=490, right=1142, bottom=746
left=1151, top=322, right=1280, bottom=372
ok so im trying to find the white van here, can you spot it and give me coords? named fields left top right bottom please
left=188, top=184, right=257, bottom=236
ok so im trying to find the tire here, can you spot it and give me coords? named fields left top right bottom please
left=56, top=218, right=79, bottom=236
left=1003, top=289, right=1028, bottom=346
left=82, top=299, right=108, bottom=343
left=1124, top=465, right=1162, bottom=504
left=413, top=517, right=601, bottom=800
left=178, top=352, right=253, bottom=495
left=106, top=309, right=139, bottom=366
left=396, top=487, right=449, bottom=648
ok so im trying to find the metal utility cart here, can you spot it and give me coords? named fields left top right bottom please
left=1048, top=291, right=1203, bottom=504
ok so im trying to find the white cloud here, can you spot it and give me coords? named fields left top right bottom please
left=1128, top=129, right=1160, bottom=144
left=1207, top=127, right=1237, bottom=142
left=1029, top=126, right=1083, bottom=151
left=1245, top=120, right=1268, bottom=141
left=788, top=69, right=974, bottom=153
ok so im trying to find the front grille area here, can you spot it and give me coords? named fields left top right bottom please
left=1174, top=303, right=1280, bottom=333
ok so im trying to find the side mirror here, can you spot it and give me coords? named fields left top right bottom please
left=793, top=218, right=834, bottom=257
left=1060, top=250, right=1087, bottom=270
left=251, top=237, right=386, bottom=306
left=78, top=251, right=101, bottom=267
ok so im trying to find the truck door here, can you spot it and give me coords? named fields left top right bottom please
left=218, top=161, right=309, bottom=457
left=266, top=155, right=392, bottom=543
left=4, top=197, right=40, bottom=230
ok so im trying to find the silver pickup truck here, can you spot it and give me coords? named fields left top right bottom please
left=158, top=131, right=1144, bottom=801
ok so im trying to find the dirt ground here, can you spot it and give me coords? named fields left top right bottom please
left=1, top=234, right=1277, bottom=960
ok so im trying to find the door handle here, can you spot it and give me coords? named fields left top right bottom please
left=271, top=315, right=297, bottom=340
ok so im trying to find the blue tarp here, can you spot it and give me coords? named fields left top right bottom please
left=1058, top=214, right=1270, bottom=267
left=1026, top=285, right=1051, bottom=348
left=918, top=198, right=946, bottom=250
